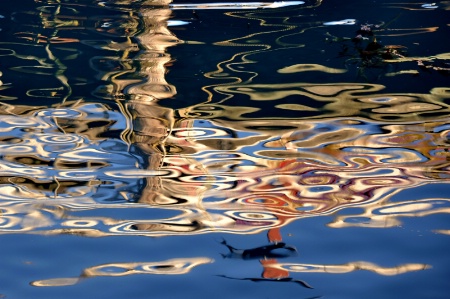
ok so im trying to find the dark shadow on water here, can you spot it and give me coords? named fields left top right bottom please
left=220, top=238, right=298, bottom=260
left=217, top=274, right=314, bottom=289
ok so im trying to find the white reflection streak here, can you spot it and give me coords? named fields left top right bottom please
left=323, top=19, right=356, bottom=25
left=167, top=20, right=190, bottom=26
left=169, top=1, right=305, bottom=10
left=277, top=261, right=430, bottom=275
left=31, top=257, right=213, bottom=287
left=422, top=3, right=438, bottom=9
left=329, top=198, right=450, bottom=229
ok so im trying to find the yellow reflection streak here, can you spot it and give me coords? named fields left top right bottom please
left=270, top=261, right=430, bottom=275
left=216, top=82, right=383, bottom=103
left=9, top=4, right=80, bottom=103
left=200, top=2, right=322, bottom=102
left=383, top=52, right=450, bottom=63
left=434, top=229, right=450, bottom=235
left=199, top=83, right=450, bottom=122
left=278, top=64, right=347, bottom=74
left=31, top=257, right=213, bottom=287
left=375, top=27, right=439, bottom=37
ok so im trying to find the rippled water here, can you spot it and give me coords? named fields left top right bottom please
left=0, top=0, right=449, bottom=298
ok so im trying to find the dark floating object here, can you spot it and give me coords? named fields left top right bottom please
left=220, top=239, right=298, bottom=259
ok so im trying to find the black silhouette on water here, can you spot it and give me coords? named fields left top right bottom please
left=218, top=240, right=313, bottom=289
left=217, top=274, right=314, bottom=289
left=220, top=238, right=298, bottom=259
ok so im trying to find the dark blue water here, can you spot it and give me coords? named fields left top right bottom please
left=0, top=0, right=450, bottom=298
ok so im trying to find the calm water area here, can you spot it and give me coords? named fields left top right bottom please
left=0, top=0, right=450, bottom=298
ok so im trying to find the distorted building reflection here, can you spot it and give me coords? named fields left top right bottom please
left=0, top=0, right=449, bottom=240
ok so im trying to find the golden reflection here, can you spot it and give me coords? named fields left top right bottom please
left=375, top=27, right=438, bottom=37
left=382, top=69, right=419, bottom=76
left=268, top=261, right=430, bottom=275
left=434, top=229, right=450, bottom=235
left=191, top=83, right=450, bottom=121
left=278, top=64, right=347, bottom=74
left=31, top=257, right=212, bottom=287
left=198, top=0, right=322, bottom=102
left=384, top=2, right=450, bottom=11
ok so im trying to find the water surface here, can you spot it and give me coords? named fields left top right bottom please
left=0, top=0, right=449, bottom=298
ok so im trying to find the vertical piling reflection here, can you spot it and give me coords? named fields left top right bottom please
left=123, top=0, right=177, bottom=206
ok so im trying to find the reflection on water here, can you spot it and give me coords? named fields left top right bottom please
left=270, top=261, right=430, bottom=275
left=0, top=0, right=449, bottom=297
left=31, top=257, right=213, bottom=287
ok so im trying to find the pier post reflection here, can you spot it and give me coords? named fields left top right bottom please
left=124, top=0, right=177, bottom=204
